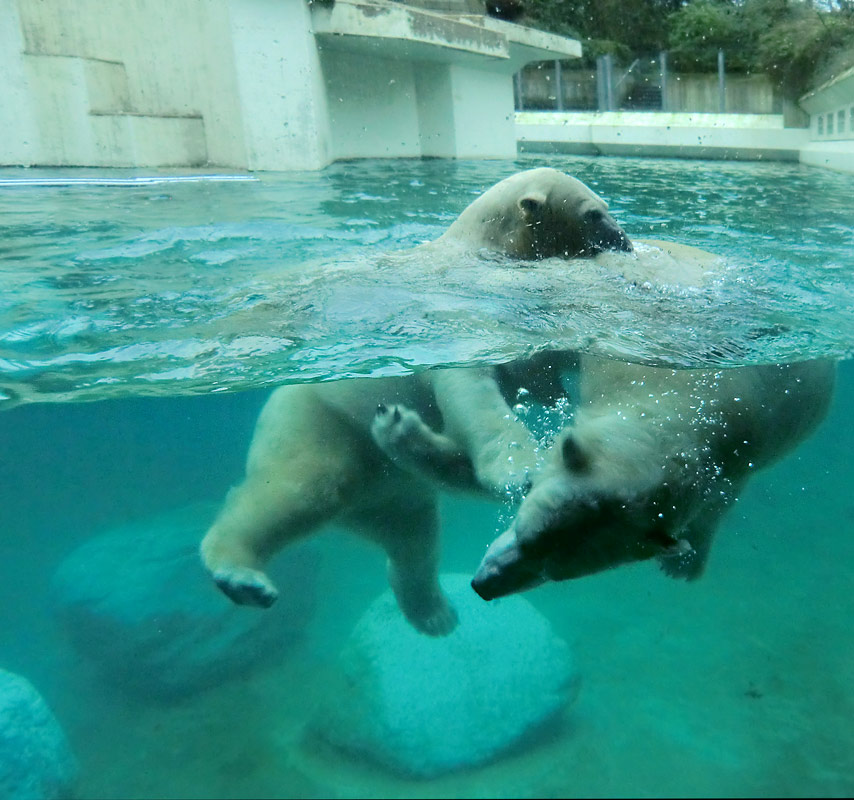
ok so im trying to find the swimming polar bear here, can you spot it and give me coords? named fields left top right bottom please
left=469, top=354, right=836, bottom=600
left=365, top=240, right=835, bottom=600
left=200, top=168, right=631, bottom=636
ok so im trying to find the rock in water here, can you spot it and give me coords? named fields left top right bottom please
left=310, top=573, right=578, bottom=777
left=51, top=503, right=318, bottom=698
left=0, top=670, right=77, bottom=800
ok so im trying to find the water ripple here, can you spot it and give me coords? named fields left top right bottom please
left=0, top=156, right=852, bottom=406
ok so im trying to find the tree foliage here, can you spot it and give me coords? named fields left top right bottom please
left=667, top=1, right=749, bottom=71
left=521, top=0, right=854, bottom=96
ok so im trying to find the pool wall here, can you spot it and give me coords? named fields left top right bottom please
left=515, top=111, right=810, bottom=163
left=0, top=0, right=578, bottom=170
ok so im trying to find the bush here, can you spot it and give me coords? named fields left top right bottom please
left=756, top=11, right=854, bottom=97
left=667, top=0, right=750, bottom=72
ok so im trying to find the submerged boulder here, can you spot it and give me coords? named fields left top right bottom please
left=310, top=573, right=578, bottom=778
left=51, top=503, right=318, bottom=699
left=0, top=670, right=77, bottom=800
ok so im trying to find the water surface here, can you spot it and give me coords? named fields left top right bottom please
left=2, top=156, right=852, bottom=405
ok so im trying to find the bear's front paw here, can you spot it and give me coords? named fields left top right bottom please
left=371, top=403, right=430, bottom=456
left=211, top=567, right=279, bottom=608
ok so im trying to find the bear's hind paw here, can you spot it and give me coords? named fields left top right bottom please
left=411, top=599, right=459, bottom=637
left=212, top=567, right=279, bottom=608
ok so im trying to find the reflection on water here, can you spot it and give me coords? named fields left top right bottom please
left=1, top=156, right=853, bottom=405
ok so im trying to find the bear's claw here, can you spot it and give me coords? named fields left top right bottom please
left=212, top=567, right=279, bottom=608
left=411, top=600, right=459, bottom=637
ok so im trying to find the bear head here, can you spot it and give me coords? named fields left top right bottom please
left=471, top=430, right=697, bottom=600
left=441, top=167, right=632, bottom=260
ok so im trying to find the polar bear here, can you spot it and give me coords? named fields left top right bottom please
left=470, top=354, right=836, bottom=600
left=365, top=238, right=835, bottom=600
left=434, top=167, right=631, bottom=259
left=200, top=168, right=631, bottom=636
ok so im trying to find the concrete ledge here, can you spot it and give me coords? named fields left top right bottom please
left=311, top=0, right=579, bottom=69
left=799, top=140, right=854, bottom=174
left=516, top=111, right=810, bottom=161
left=312, top=0, right=510, bottom=61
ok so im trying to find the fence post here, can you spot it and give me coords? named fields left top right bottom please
left=596, top=55, right=616, bottom=111
left=554, top=60, right=563, bottom=111
left=605, top=54, right=615, bottom=110
left=659, top=51, right=668, bottom=112
left=718, top=49, right=726, bottom=112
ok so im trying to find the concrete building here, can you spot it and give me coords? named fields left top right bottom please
left=0, top=0, right=579, bottom=170
left=800, top=65, right=854, bottom=175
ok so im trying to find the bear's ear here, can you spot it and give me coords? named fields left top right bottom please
left=518, top=191, right=547, bottom=220
left=561, top=434, right=590, bottom=473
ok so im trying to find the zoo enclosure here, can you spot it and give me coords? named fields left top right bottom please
left=515, top=51, right=807, bottom=124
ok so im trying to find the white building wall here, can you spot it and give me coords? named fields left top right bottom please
left=799, top=66, right=854, bottom=174
left=321, top=50, right=421, bottom=161
left=0, top=0, right=40, bottom=166
left=0, top=0, right=579, bottom=170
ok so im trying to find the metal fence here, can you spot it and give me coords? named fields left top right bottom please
left=514, top=50, right=785, bottom=116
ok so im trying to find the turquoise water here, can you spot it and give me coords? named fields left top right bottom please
left=2, top=156, right=853, bottom=405
left=1, top=155, right=853, bottom=798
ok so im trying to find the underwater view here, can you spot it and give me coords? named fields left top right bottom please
left=2, top=153, right=854, bottom=798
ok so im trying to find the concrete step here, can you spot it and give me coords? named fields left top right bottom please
left=21, top=52, right=206, bottom=166
left=89, top=112, right=207, bottom=167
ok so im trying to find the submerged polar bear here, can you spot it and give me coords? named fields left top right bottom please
left=469, top=354, right=836, bottom=600
left=367, top=240, right=836, bottom=600
left=200, top=168, right=631, bottom=636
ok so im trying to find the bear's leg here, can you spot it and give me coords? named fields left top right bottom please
left=430, top=368, right=540, bottom=498
left=201, top=387, right=370, bottom=608
left=657, top=514, right=721, bottom=580
left=351, top=486, right=458, bottom=637
left=201, top=471, right=348, bottom=607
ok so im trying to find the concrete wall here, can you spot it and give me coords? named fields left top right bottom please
left=228, top=0, right=332, bottom=170
left=516, top=111, right=810, bottom=162
left=322, top=49, right=421, bottom=160
left=6, top=0, right=244, bottom=167
left=800, top=65, right=854, bottom=174
left=0, top=0, right=579, bottom=170
left=1, top=0, right=335, bottom=169
left=666, top=73, right=776, bottom=114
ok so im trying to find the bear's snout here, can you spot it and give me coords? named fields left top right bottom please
left=471, top=527, right=546, bottom=601
left=590, top=217, right=633, bottom=254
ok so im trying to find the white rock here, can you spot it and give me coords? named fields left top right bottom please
left=51, top=503, right=319, bottom=698
left=0, top=670, right=77, bottom=800
left=311, top=573, right=579, bottom=777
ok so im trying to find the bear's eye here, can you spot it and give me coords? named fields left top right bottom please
left=583, top=208, right=603, bottom=224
